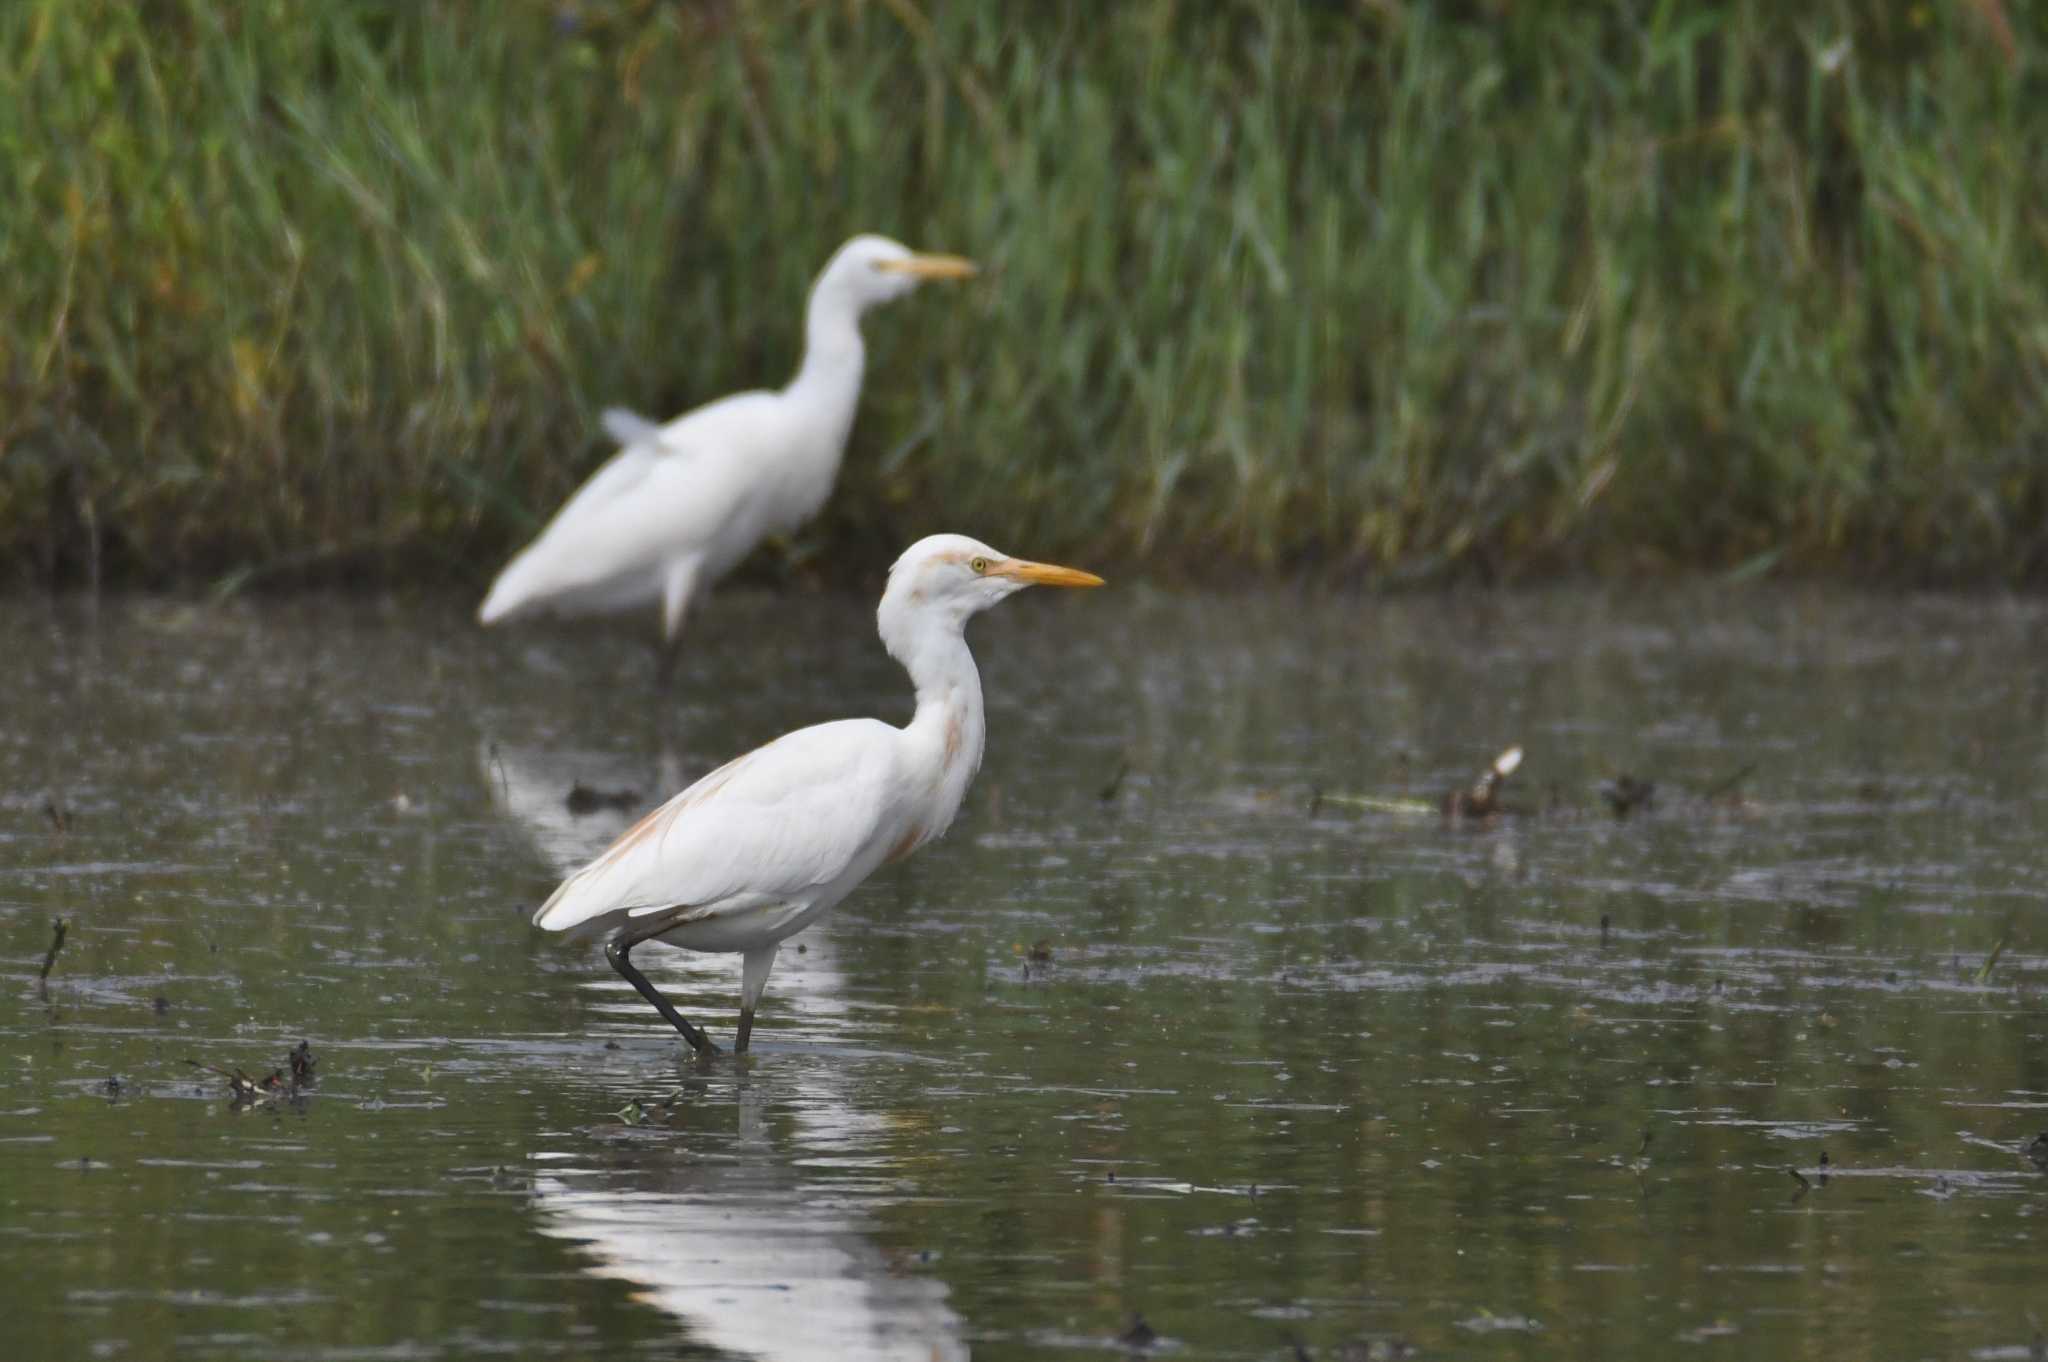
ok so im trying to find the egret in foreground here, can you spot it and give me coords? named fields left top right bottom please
left=532, top=534, right=1103, bottom=1054
left=477, top=235, right=977, bottom=677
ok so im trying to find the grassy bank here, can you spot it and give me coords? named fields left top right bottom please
left=2, top=0, right=2044, bottom=590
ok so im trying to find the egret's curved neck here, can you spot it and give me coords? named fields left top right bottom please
left=787, top=277, right=867, bottom=408
left=884, top=607, right=987, bottom=825
left=904, top=629, right=983, bottom=739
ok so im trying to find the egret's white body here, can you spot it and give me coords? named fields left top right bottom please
left=477, top=236, right=976, bottom=665
left=532, top=534, right=1103, bottom=1053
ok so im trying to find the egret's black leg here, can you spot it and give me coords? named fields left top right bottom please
left=605, top=935, right=719, bottom=1056
left=653, top=636, right=684, bottom=690
left=734, top=944, right=779, bottom=1057
left=654, top=560, right=698, bottom=690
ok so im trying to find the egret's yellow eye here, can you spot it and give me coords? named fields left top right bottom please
left=969, top=556, right=990, bottom=574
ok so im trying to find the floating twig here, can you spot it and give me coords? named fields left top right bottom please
left=1098, top=757, right=1130, bottom=803
left=1319, top=744, right=1524, bottom=819
left=1317, top=792, right=1437, bottom=815
left=1702, top=762, right=1757, bottom=803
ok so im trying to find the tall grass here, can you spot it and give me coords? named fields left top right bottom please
left=2, top=0, right=2043, bottom=588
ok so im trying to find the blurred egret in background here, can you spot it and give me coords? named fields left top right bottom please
left=478, top=235, right=977, bottom=677
left=530, top=534, right=1103, bottom=1054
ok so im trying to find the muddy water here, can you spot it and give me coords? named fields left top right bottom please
left=3, top=588, right=2044, bottom=1360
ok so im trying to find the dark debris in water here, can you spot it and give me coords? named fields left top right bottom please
left=564, top=781, right=640, bottom=816
left=613, top=1089, right=691, bottom=1127
left=2026, top=1132, right=2048, bottom=1171
left=186, top=1060, right=291, bottom=1103
left=1013, top=937, right=1057, bottom=981
left=1306, top=1339, right=1416, bottom=1362
left=1599, top=772, right=1657, bottom=818
left=186, top=1040, right=318, bottom=1109
left=1442, top=745, right=1523, bottom=820
left=1117, top=1312, right=1159, bottom=1349
left=1320, top=743, right=1781, bottom=826
left=1455, top=1310, right=1541, bottom=1335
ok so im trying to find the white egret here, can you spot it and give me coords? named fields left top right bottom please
left=477, top=235, right=978, bottom=677
left=532, top=534, right=1104, bottom=1054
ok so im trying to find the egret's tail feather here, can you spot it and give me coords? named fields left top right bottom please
left=601, top=407, right=664, bottom=448
left=477, top=572, right=522, bottom=626
left=533, top=873, right=639, bottom=942
left=532, top=880, right=577, bottom=930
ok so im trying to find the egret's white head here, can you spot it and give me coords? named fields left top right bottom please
left=878, top=533, right=1103, bottom=663
left=813, top=234, right=978, bottom=315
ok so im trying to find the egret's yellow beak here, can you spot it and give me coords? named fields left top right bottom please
left=875, top=252, right=979, bottom=280
left=995, top=558, right=1105, bottom=589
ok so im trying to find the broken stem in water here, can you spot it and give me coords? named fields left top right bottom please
left=37, top=918, right=69, bottom=982
left=1976, top=912, right=2018, bottom=984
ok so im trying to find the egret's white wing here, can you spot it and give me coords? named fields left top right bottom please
left=530, top=442, right=666, bottom=536
left=533, top=718, right=903, bottom=934
left=564, top=396, right=775, bottom=527
left=478, top=390, right=805, bottom=624
left=549, top=395, right=762, bottom=528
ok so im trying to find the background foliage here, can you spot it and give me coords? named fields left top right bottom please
left=1, top=0, right=2043, bottom=589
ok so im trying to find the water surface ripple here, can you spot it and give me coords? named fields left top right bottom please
left=3, top=589, right=2044, bottom=1359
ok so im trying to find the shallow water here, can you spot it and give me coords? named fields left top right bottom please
left=3, top=587, right=2045, bottom=1360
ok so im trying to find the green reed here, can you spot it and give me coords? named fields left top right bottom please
left=1, top=1, right=2041, bottom=588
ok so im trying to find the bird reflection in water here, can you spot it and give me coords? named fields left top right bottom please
left=486, top=738, right=969, bottom=1361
